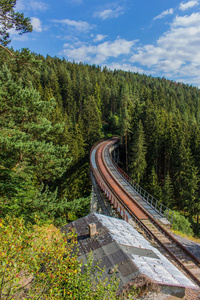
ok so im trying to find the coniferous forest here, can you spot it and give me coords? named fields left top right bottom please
left=2, top=2, right=200, bottom=298
left=2, top=46, right=200, bottom=300
left=1, top=47, right=200, bottom=234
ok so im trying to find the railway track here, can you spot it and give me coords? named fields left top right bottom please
left=90, top=138, right=200, bottom=288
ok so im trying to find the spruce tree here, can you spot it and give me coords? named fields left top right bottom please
left=129, top=120, right=147, bottom=184
left=162, top=172, right=174, bottom=207
left=148, top=167, right=162, bottom=201
left=119, top=83, right=131, bottom=171
left=81, top=95, right=102, bottom=147
left=175, top=140, right=199, bottom=217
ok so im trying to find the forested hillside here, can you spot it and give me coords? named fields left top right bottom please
left=1, top=48, right=200, bottom=233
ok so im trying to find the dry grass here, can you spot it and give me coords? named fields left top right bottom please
left=172, top=230, right=200, bottom=243
left=118, top=275, right=160, bottom=299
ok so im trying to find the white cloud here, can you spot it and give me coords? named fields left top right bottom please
left=57, top=8, right=200, bottom=86
left=179, top=0, right=199, bottom=11
left=105, top=62, right=148, bottom=75
left=16, top=0, right=49, bottom=11
left=172, top=13, right=200, bottom=27
left=130, top=12, right=200, bottom=84
left=9, top=27, right=30, bottom=41
left=53, top=19, right=92, bottom=33
left=60, top=38, right=135, bottom=64
left=31, top=17, right=42, bottom=32
left=93, top=34, right=107, bottom=42
left=94, top=6, right=124, bottom=20
left=15, top=0, right=25, bottom=10
left=12, top=35, right=29, bottom=42
left=63, top=44, right=94, bottom=62
left=97, top=39, right=134, bottom=57
left=30, top=1, right=49, bottom=11
left=153, top=8, right=174, bottom=21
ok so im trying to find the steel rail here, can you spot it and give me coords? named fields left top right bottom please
left=91, top=138, right=200, bottom=287
left=95, top=141, right=156, bottom=239
left=107, top=141, right=200, bottom=264
left=109, top=147, right=174, bottom=224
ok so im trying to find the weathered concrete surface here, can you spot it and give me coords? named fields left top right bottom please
left=172, top=234, right=200, bottom=260
left=159, top=285, right=185, bottom=298
left=62, top=213, right=196, bottom=294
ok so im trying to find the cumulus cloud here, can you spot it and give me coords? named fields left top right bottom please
left=130, top=12, right=200, bottom=83
left=57, top=5, right=200, bottom=86
left=93, top=34, right=107, bottom=42
left=53, top=19, right=92, bottom=33
left=172, top=13, right=200, bottom=27
left=61, top=38, right=135, bottom=64
left=153, top=8, right=174, bottom=21
left=94, top=6, right=124, bottom=20
left=31, top=17, right=42, bottom=32
left=179, top=0, right=199, bottom=11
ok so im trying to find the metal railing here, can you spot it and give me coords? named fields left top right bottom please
left=128, top=178, right=174, bottom=224
left=109, top=145, right=174, bottom=224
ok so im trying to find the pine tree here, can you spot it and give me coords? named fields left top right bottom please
left=0, top=65, right=71, bottom=221
left=0, top=0, right=32, bottom=46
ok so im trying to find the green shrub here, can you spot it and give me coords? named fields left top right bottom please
left=171, top=211, right=194, bottom=236
left=0, top=216, right=119, bottom=299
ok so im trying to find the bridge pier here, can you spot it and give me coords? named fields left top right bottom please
left=90, top=171, right=119, bottom=218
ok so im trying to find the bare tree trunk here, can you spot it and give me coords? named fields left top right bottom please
left=0, top=45, right=15, bottom=57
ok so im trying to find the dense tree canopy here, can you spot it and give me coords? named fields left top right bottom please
left=1, top=47, right=200, bottom=232
left=2, top=2, right=200, bottom=298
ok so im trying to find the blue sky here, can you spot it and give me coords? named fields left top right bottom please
left=10, top=0, right=200, bottom=86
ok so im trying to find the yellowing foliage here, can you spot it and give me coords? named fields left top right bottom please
left=0, top=216, right=119, bottom=299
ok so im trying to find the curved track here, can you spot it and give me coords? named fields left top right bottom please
left=90, top=138, right=200, bottom=287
